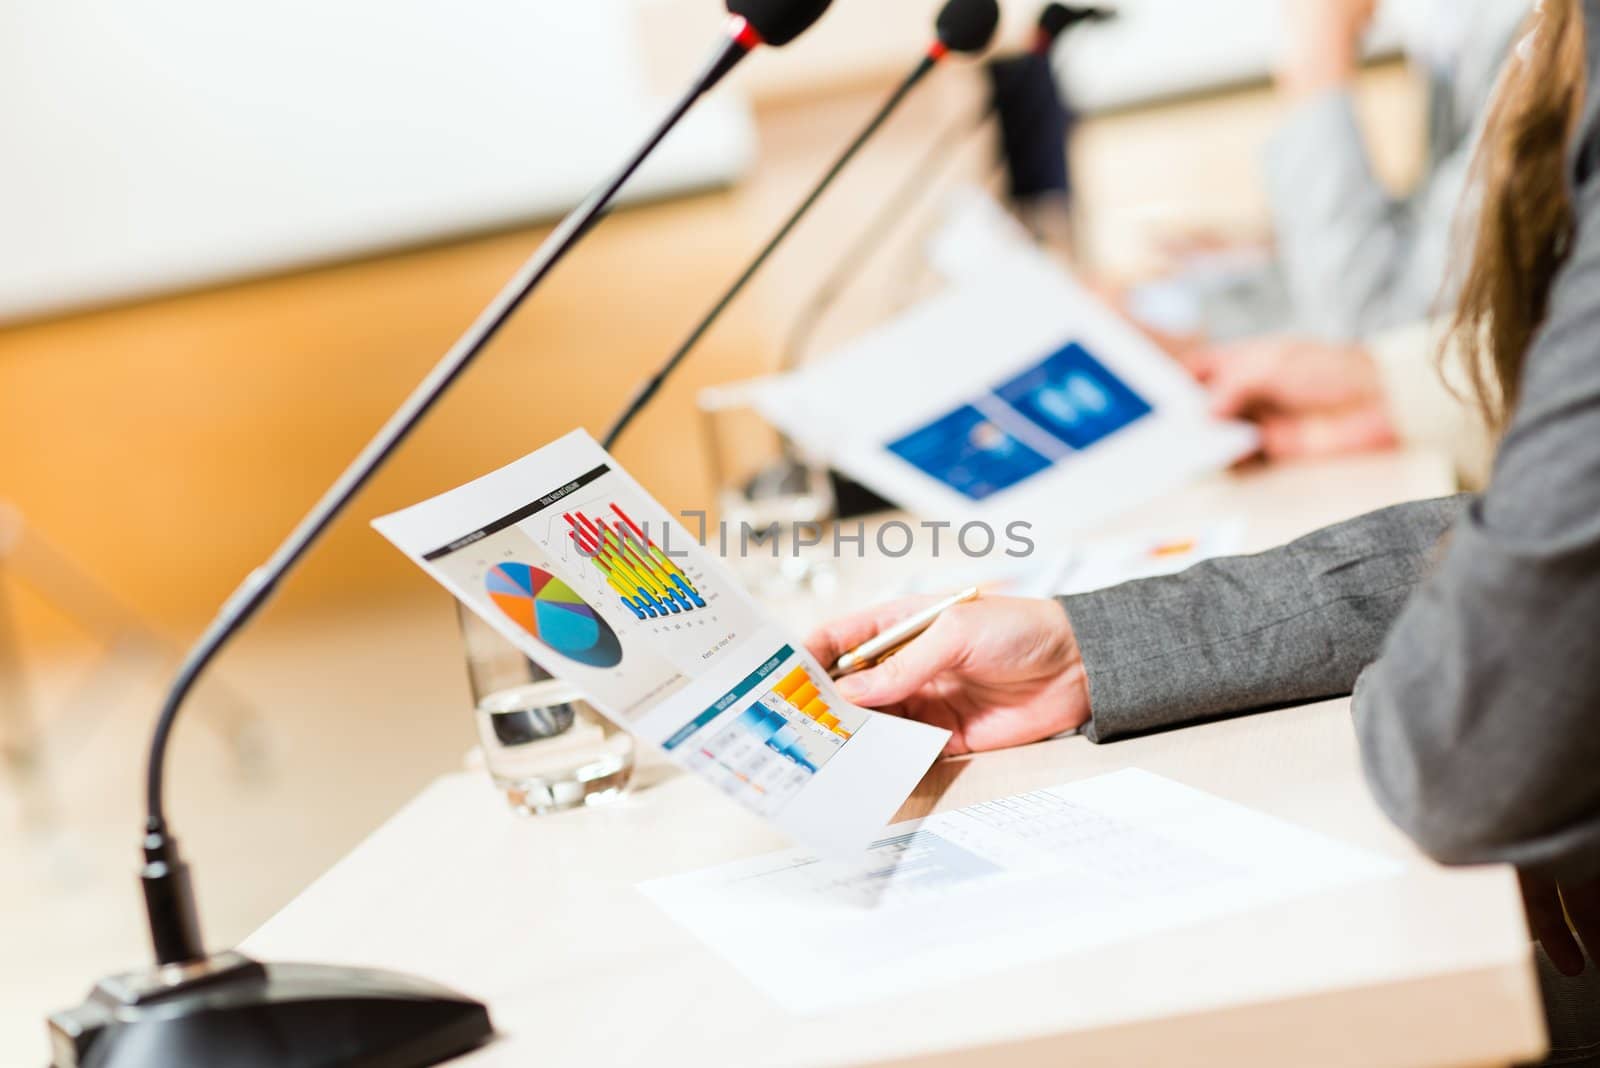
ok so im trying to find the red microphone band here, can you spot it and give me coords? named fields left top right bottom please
left=729, top=15, right=766, bottom=51
left=1031, top=27, right=1053, bottom=54
left=928, top=40, right=951, bottom=62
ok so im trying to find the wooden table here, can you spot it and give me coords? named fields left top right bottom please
left=246, top=449, right=1545, bottom=1068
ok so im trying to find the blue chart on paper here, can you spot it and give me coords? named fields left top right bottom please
left=736, top=700, right=820, bottom=773
left=886, top=341, right=1153, bottom=502
left=995, top=342, right=1152, bottom=451
left=885, top=405, right=1053, bottom=503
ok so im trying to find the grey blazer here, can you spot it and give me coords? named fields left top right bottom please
left=1263, top=0, right=1530, bottom=341
left=1063, top=0, right=1600, bottom=883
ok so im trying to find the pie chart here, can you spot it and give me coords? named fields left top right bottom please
left=485, top=563, right=624, bottom=669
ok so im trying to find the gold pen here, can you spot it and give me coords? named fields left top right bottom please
left=829, top=587, right=982, bottom=680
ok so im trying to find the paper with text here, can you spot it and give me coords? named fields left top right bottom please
left=374, top=430, right=949, bottom=855
left=640, top=769, right=1400, bottom=1011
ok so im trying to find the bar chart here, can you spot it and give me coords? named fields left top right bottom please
left=682, top=659, right=867, bottom=816
left=563, top=502, right=707, bottom=620
left=770, top=664, right=854, bottom=741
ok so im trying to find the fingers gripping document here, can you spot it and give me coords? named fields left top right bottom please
left=640, top=770, right=1400, bottom=1012
left=373, top=431, right=949, bottom=855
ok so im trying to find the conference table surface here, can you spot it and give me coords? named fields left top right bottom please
left=244, top=449, right=1548, bottom=1068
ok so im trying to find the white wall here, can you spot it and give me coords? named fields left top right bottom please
left=0, top=1, right=754, bottom=322
left=1058, top=0, right=1413, bottom=112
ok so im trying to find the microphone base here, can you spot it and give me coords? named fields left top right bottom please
left=48, top=950, right=493, bottom=1068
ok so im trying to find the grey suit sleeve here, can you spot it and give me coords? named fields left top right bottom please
left=1066, top=170, right=1600, bottom=881
left=1061, top=497, right=1465, bottom=745
left=1263, top=90, right=1474, bottom=341
left=1350, top=172, right=1600, bottom=884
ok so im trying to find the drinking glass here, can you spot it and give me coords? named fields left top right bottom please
left=457, top=603, right=634, bottom=814
left=697, top=383, right=838, bottom=598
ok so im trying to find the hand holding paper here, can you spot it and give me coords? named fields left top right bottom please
left=806, top=594, right=1090, bottom=755
left=374, top=431, right=949, bottom=856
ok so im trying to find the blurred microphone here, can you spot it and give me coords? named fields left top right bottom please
left=991, top=1, right=1113, bottom=242
left=782, top=0, right=1115, bottom=378
left=602, top=0, right=1002, bottom=450
left=731, top=0, right=837, bottom=44
left=46, top=5, right=835, bottom=1068
left=1033, top=3, right=1116, bottom=53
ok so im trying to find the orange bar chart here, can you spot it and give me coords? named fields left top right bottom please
left=771, top=665, right=851, bottom=740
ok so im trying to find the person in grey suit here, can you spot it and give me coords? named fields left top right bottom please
left=809, top=0, right=1598, bottom=1059
left=1269, top=0, right=1531, bottom=341
left=1167, top=0, right=1530, bottom=482
left=1132, top=2, right=1531, bottom=486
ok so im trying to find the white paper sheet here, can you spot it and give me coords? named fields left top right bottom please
left=747, top=252, right=1259, bottom=539
left=1056, top=518, right=1248, bottom=594
left=896, top=519, right=1249, bottom=600
left=640, top=769, right=1400, bottom=1012
left=373, top=431, right=949, bottom=856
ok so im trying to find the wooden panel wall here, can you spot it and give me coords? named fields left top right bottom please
left=0, top=189, right=771, bottom=637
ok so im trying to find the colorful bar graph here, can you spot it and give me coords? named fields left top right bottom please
left=773, top=667, right=809, bottom=701
left=677, top=649, right=866, bottom=815
left=564, top=503, right=708, bottom=620
left=736, top=702, right=818, bottom=773
left=770, top=665, right=852, bottom=740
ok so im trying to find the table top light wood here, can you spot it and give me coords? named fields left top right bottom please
left=245, top=448, right=1546, bottom=1068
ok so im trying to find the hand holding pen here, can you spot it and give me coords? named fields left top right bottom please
left=806, top=592, right=1092, bottom=756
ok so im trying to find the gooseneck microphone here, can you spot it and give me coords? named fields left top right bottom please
left=993, top=2, right=1113, bottom=209
left=48, top=5, right=832, bottom=1068
left=1033, top=3, right=1115, bottom=53
left=601, top=0, right=1002, bottom=451
left=782, top=0, right=1100, bottom=373
left=731, top=0, right=836, bottom=44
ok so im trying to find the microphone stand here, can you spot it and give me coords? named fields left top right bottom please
left=602, top=43, right=953, bottom=451
left=48, top=20, right=763, bottom=1068
left=779, top=106, right=989, bottom=373
left=784, top=5, right=1115, bottom=373
left=600, top=0, right=1001, bottom=537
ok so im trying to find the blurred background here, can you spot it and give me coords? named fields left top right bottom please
left=0, top=0, right=1428, bottom=1062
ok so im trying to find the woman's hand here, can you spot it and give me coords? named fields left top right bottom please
left=805, top=596, right=1090, bottom=756
left=1520, top=872, right=1599, bottom=976
left=1191, top=336, right=1399, bottom=460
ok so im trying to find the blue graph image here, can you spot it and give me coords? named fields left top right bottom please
left=885, top=341, right=1154, bottom=502
left=886, top=405, right=1054, bottom=502
left=737, top=699, right=820, bottom=773
left=994, top=342, right=1152, bottom=451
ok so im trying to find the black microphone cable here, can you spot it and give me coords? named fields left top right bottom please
left=778, top=107, right=992, bottom=373
left=601, top=0, right=1003, bottom=452
left=779, top=2, right=1115, bottom=372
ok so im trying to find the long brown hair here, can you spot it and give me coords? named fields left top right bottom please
left=1450, top=0, right=1590, bottom=433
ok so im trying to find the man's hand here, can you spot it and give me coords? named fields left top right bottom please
left=805, top=596, right=1090, bottom=756
left=1191, top=335, right=1399, bottom=461
left=1278, top=0, right=1378, bottom=99
left=1521, top=872, right=1600, bottom=976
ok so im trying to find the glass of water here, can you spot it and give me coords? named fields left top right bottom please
left=697, top=383, right=838, bottom=598
left=458, top=603, right=634, bottom=815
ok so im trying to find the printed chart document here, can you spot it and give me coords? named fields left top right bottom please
left=746, top=251, right=1259, bottom=536
left=641, top=769, right=1400, bottom=1012
left=374, top=430, right=949, bottom=855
